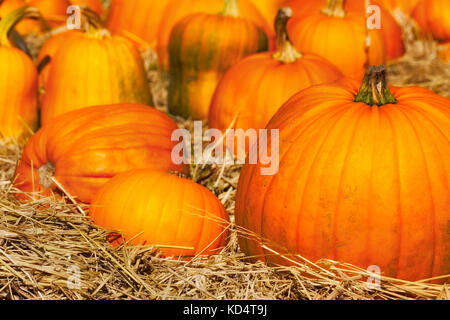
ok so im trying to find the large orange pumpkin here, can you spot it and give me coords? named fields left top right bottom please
left=157, top=0, right=273, bottom=70
left=168, top=0, right=269, bottom=120
left=0, top=6, right=38, bottom=140
left=90, top=170, right=230, bottom=258
left=208, top=7, right=342, bottom=156
left=40, top=14, right=153, bottom=125
left=106, top=0, right=168, bottom=49
left=235, top=65, right=450, bottom=281
left=15, top=104, right=189, bottom=203
left=411, top=0, right=450, bottom=41
left=286, top=0, right=386, bottom=78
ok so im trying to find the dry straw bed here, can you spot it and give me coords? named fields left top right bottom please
left=0, top=11, right=449, bottom=300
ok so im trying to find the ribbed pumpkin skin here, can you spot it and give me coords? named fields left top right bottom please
left=36, top=30, right=82, bottom=96
left=287, top=10, right=386, bottom=78
left=168, top=13, right=269, bottom=120
left=158, top=0, right=273, bottom=70
left=209, top=52, right=343, bottom=145
left=235, top=80, right=450, bottom=281
left=0, top=47, right=38, bottom=139
left=41, top=34, right=153, bottom=125
left=107, top=0, right=167, bottom=48
left=15, top=104, right=188, bottom=203
left=70, top=0, right=104, bottom=16
left=412, top=0, right=450, bottom=41
left=90, top=170, right=230, bottom=258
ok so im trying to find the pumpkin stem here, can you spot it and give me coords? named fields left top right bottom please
left=79, top=6, right=110, bottom=38
left=272, top=7, right=302, bottom=63
left=221, top=0, right=240, bottom=17
left=38, top=162, right=55, bottom=190
left=0, top=6, right=39, bottom=46
left=321, top=0, right=346, bottom=18
left=354, top=65, right=397, bottom=106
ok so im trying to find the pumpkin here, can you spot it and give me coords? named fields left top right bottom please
left=411, top=0, right=450, bottom=41
left=250, top=0, right=285, bottom=25
left=70, top=0, right=104, bottom=17
left=15, top=103, right=189, bottom=203
left=285, top=0, right=403, bottom=62
left=168, top=0, right=269, bottom=120
left=0, top=6, right=38, bottom=140
left=40, top=12, right=153, bottom=125
left=235, top=65, right=450, bottom=281
left=106, top=0, right=168, bottom=48
left=208, top=7, right=343, bottom=157
left=286, top=0, right=386, bottom=78
left=157, top=0, right=273, bottom=70
left=23, top=0, right=70, bottom=33
left=90, top=170, right=230, bottom=258
left=0, top=0, right=39, bottom=34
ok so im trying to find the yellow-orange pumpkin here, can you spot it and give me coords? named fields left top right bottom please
left=412, top=0, right=450, bottom=41
left=0, top=6, right=38, bottom=140
left=40, top=15, right=153, bottom=124
left=168, top=0, right=269, bottom=120
left=106, top=0, right=168, bottom=48
left=158, top=0, right=273, bottom=70
left=15, top=104, right=189, bottom=203
left=90, top=169, right=230, bottom=258
left=209, top=7, right=342, bottom=156
left=286, top=0, right=386, bottom=78
left=235, top=65, right=450, bottom=281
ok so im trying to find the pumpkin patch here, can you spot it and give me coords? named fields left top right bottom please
left=0, top=0, right=448, bottom=301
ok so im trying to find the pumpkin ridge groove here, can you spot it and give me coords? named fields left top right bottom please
left=396, top=105, right=437, bottom=279
left=330, top=104, right=367, bottom=261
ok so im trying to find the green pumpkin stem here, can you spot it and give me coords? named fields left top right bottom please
left=0, top=6, right=39, bottom=46
left=273, top=7, right=302, bottom=63
left=221, top=0, right=240, bottom=17
left=354, top=65, right=397, bottom=106
left=81, top=7, right=110, bottom=38
left=321, top=0, right=346, bottom=18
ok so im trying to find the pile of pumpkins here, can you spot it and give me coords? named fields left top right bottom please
left=0, top=0, right=448, bottom=281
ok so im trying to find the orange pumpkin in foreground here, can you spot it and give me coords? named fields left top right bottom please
left=235, top=65, right=450, bottom=281
left=107, top=0, right=168, bottom=48
left=15, top=104, right=189, bottom=203
left=286, top=0, right=386, bottom=78
left=90, top=170, right=230, bottom=258
left=158, top=0, right=273, bottom=70
left=40, top=13, right=153, bottom=124
left=208, top=7, right=342, bottom=157
left=411, top=0, right=450, bottom=41
left=0, top=6, right=38, bottom=140
left=168, top=0, right=269, bottom=120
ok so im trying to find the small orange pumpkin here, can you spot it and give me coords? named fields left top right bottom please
left=40, top=12, right=153, bottom=124
left=286, top=0, right=386, bottom=78
left=411, top=0, right=450, bottom=41
left=90, top=169, right=230, bottom=258
left=209, top=7, right=343, bottom=156
left=0, top=6, right=38, bottom=140
left=15, top=104, right=189, bottom=203
left=168, top=0, right=269, bottom=120
left=157, top=0, right=273, bottom=70
left=235, top=65, right=450, bottom=281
